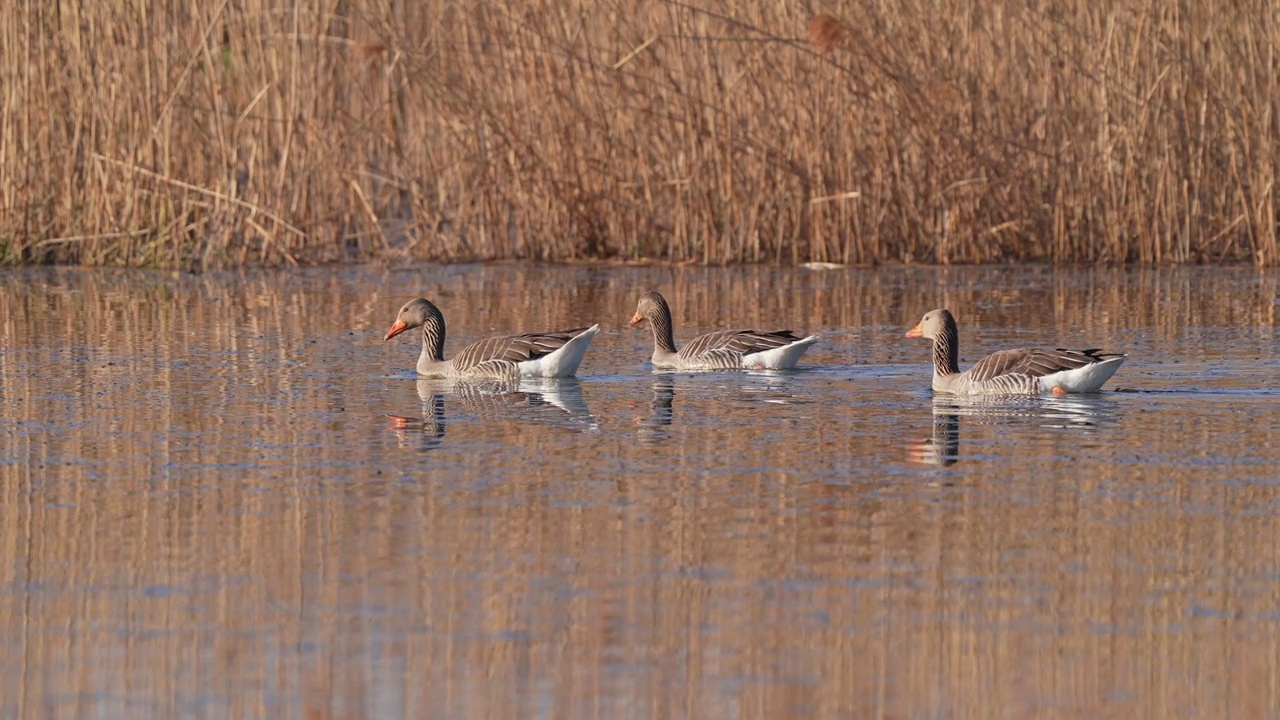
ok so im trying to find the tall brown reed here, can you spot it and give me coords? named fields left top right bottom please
left=1, top=1, right=1275, bottom=268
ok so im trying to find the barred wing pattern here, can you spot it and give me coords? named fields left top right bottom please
left=682, top=348, right=747, bottom=371
left=456, top=358, right=522, bottom=382
left=967, top=347, right=1125, bottom=382
left=631, top=291, right=817, bottom=371
left=678, top=329, right=806, bottom=361
left=906, top=307, right=1127, bottom=395
left=451, top=329, right=593, bottom=373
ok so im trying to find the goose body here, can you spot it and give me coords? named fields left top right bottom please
left=905, top=308, right=1126, bottom=395
left=385, top=298, right=598, bottom=380
left=630, top=291, right=818, bottom=371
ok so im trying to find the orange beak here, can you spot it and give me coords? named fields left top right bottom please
left=384, top=319, right=408, bottom=340
left=629, top=312, right=644, bottom=327
left=904, top=322, right=923, bottom=338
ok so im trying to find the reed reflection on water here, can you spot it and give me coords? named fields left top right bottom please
left=0, top=264, right=1278, bottom=719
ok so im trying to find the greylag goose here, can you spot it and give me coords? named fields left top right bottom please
left=629, top=291, right=818, bottom=371
left=905, top=308, right=1126, bottom=395
left=385, top=298, right=599, bottom=379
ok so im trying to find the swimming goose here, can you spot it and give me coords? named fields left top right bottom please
left=629, top=291, right=818, bottom=371
left=385, top=298, right=599, bottom=380
left=905, top=308, right=1126, bottom=395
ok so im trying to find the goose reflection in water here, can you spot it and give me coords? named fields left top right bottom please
left=634, top=372, right=811, bottom=444
left=635, top=376, right=675, bottom=444
left=907, top=411, right=961, bottom=466
left=907, top=394, right=1120, bottom=465
left=387, top=391, right=447, bottom=451
left=386, top=376, right=597, bottom=449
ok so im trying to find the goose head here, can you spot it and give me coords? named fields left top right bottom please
left=905, top=309, right=956, bottom=340
left=385, top=298, right=443, bottom=341
left=630, top=291, right=671, bottom=327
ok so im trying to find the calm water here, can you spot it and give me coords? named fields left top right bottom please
left=1, top=264, right=1278, bottom=719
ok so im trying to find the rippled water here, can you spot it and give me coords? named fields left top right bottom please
left=1, top=264, right=1278, bottom=719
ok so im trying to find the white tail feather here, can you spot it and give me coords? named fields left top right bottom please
left=1036, top=355, right=1127, bottom=393
left=517, top=324, right=600, bottom=378
left=742, top=335, right=819, bottom=370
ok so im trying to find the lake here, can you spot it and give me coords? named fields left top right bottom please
left=1, top=263, right=1277, bottom=719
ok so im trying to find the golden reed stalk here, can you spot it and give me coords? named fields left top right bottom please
left=1, top=1, right=1275, bottom=268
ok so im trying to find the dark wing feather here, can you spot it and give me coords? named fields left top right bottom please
left=451, top=328, right=590, bottom=372
left=968, top=346, right=1118, bottom=381
left=679, top=329, right=803, bottom=360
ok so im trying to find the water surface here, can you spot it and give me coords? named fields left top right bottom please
left=1, top=264, right=1278, bottom=719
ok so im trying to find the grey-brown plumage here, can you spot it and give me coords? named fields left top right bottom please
left=448, top=331, right=589, bottom=372
left=385, top=298, right=599, bottom=379
left=629, top=291, right=818, bottom=371
left=906, top=308, right=1127, bottom=395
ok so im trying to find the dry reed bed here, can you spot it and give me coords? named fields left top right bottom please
left=1, top=1, right=1276, bottom=268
